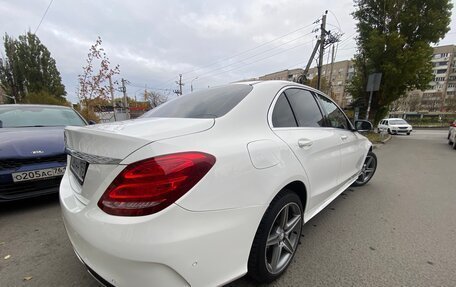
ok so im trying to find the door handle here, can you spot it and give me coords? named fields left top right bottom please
left=298, top=139, right=313, bottom=148
left=341, top=135, right=348, bottom=140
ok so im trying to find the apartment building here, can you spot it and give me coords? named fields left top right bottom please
left=256, top=61, right=355, bottom=108
left=307, top=60, right=355, bottom=108
left=258, top=68, right=304, bottom=82
left=393, top=45, right=456, bottom=112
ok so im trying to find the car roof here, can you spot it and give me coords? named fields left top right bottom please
left=383, top=118, right=405, bottom=120
left=0, top=104, right=72, bottom=109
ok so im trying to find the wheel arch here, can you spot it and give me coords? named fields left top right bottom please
left=281, top=180, right=307, bottom=213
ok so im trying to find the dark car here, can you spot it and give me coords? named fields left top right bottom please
left=0, top=104, right=87, bottom=201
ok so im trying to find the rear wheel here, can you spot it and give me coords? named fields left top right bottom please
left=248, top=190, right=303, bottom=283
left=352, top=151, right=377, bottom=186
left=387, top=128, right=391, bottom=135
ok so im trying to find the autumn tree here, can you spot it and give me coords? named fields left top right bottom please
left=349, top=0, right=452, bottom=122
left=144, top=90, right=168, bottom=109
left=78, top=37, right=120, bottom=121
left=0, top=32, right=66, bottom=104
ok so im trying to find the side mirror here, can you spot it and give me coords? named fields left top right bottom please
left=88, top=120, right=97, bottom=125
left=354, top=120, right=373, bottom=132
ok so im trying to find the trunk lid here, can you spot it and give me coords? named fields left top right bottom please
left=64, top=117, right=215, bottom=203
left=64, top=117, right=215, bottom=159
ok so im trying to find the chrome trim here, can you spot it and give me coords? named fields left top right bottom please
left=65, top=148, right=121, bottom=165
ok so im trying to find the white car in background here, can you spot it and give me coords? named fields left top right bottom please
left=60, top=81, right=377, bottom=287
left=378, top=118, right=413, bottom=135
left=448, top=120, right=456, bottom=141
left=448, top=120, right=456, bottom=149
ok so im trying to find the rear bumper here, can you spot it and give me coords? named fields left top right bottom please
left=60, top=173, right=265, bottom=287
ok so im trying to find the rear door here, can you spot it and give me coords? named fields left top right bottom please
left=315, top=94, right=365, bottom=185
left=270, top=88, right=341, bottom=212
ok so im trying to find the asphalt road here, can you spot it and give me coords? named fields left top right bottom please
left=1, top=129, right=455, bottom=287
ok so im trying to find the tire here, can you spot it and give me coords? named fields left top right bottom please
left=248, top=190, right=303, bottom=283
left=352, top=151, right=377, bottom=187
left=448, top=132, right=451, bottom=140
left=449, top=139, right=453, bottom=145
left=387, top=128, right=391, bottom=135
left=453, top=140, right=456, bottom=150
left=407, top=132, right=410, bottom=135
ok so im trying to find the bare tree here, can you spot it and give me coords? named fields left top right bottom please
left=145, top=90, right=167, bottom=109
left=78, top=37, right=119, bottom=120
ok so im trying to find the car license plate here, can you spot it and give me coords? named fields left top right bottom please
left=70, top=156, right=88, bottom=184
left=12, top=167, right=66, bottom=182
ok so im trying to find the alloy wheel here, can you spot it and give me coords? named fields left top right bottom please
left=265, top=202, right=302, bottom=274
left=356, top=154, right=376, bottom=185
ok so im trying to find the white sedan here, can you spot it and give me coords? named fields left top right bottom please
left=377, top=118, right=413, bottom=135
left=61, top=81, right=377, bottom=287
left=449, top=120, right=456, bottom=150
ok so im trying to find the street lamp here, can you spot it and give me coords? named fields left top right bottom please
left=191, top=77, right=198, bottom=93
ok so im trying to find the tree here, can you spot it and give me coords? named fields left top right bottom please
left=0, top=32, right=66, bottom=103
left=349, top=0, right=452, bottom=123
left=144, top=91, right=167, bottom=109
left=78, top=37, right=120, bottom=120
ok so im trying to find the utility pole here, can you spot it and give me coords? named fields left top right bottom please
left=174, top=74, right=184, bottom=96
left=121, top=78, right=129, bottom=119
left=328, top=44, right=336, bottom=96
left=317, top=11, right=328, bottom=90
left=108, top=75, right=116, bottom=121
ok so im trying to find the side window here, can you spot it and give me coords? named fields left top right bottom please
left=317, top=95, right=350, bottom=130
left=271, top=93, right=297, bottom=127
left=284, top=89, right=325, bottom=127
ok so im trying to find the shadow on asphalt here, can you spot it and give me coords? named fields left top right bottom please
left=0, top=193, right=60, bottom=216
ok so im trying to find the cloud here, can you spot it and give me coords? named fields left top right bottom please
left=0, top=0, right=455, bottom=103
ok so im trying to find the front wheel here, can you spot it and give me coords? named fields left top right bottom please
left=352, top=151, right=377, bottom=186
left=407, top=132, right=411, bottom=135
left=453, top=140, right=456, bottom=150
left=248, top=191, right=303, bottom=283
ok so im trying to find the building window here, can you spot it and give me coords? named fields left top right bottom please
left=436, top=69, right=447, bottom=74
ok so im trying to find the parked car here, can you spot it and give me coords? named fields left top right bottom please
left=448, top=120, right=456, bottom=150
left=0, top=104, right=87, bottom=202
left=61, top=81, right=377, bottom=287
left=448, top=119, right=456, bottom=140
left=377, top=118, right=413, bottom=135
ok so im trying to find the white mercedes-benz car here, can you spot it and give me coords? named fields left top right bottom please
left=61, top=81, right=377, bottom=287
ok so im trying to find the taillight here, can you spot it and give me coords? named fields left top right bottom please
left=98, top=152, right=216, bottom=216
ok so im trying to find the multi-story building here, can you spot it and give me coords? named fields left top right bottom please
left=256, top=61, right=355, bottom=108
left=257, top=68, right=304, bottom=82
left=307, top=60, right=355, bottom=108
left=394, top=45, right=456, bottom=112
left=255, top=45, right=456, bottom=112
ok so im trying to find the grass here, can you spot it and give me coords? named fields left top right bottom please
left=363, top=131, right=386, bottom=144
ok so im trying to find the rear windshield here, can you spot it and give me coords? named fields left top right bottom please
left=0, top=106, right=86, bottom=128
left=142, top=85, right=253, bottom=118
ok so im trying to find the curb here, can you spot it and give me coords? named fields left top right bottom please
left=372, top=134, right=392, bottom=149
left=381, top=134, right=392, bottom=144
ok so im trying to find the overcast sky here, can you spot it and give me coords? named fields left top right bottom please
left=1, top=0, right=455, bottom=103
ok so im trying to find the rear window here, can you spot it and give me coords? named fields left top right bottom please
left=142, top=85, right=253, bottom=119
left=0, top=106, right=86, bottom=128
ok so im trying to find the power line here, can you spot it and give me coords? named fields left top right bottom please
left=35, top=0, right=54, bottom=34
left=198, top=39, right=315, bottom=81
left=158, top=21, right=318, bottom=86
left=191, top=31, right=315, bottom=80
